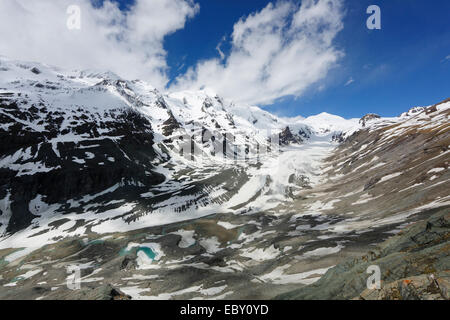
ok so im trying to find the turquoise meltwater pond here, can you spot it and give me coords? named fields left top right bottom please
left=120, top=245, right=157, bottom=260
left=137, top=246, right=156, bottom=260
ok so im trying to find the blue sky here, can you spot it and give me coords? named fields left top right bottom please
left=152, top=0, right=450, bottom=118
left=11, top=0, right=450, bottom=119
left=183, top=1, right=448, bottom=118
left=156, top=0, right=450, bottom=118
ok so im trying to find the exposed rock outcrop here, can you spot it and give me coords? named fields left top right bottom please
left=400, top=106, right=425, bottom=118
left=109, top=286, right=132, bottom=300
left=278, top=207, right=450, bottom=300
left=162, top=110, right=181, bottom=136
left=359, top=113, right=380, bottom=127
left=279, top=126, right=302, bottom=145
left=0, top=95, right=165, bottom=234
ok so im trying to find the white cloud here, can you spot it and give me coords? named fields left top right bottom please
left=215, top=36, right=226, bottom=61
left=172, top=0, right=345, bottom=105
left=0, top=0, right=345, bottom=103
left=0, top=0, right=199, bottom=89
left=345, top=77, right=354, bottom=86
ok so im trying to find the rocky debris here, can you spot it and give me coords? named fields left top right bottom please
left=120, top=255, right=138, bottom=271
left=277, top=207, right=450, bottom=300
left=357, top=273, right=449, bottom=300
left=400, top=106, right=425, bottom=118
left=359, top=113, right=380, bottom=127
left=331, top=132, right=345, bottom=143
left=288, top=173, right=311, bottom=189
left=279, top=126, right=302, bottom=145
left=363, top=177, right=381, bottom=191
left=425, top=105, right=438, bottom=114
left=109, top=286, right=132, bottom=300
left=30, top=67, right=41, bottom=75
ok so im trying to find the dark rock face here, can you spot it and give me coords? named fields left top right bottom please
left=359, top=113, right=380, bottom=127
left=400, top=106, right=425, bottom=117
left=202, top=98, right=213, bottom=111
left=297, top=128, right=312, bottom=140
left=279, top=126, right=302, bottom=145
left=162, top=110, right=181, bottom=136
left=331, top=132, right=345, bottom=143
left=0, top=94, right=165, bottom=234
left=109, top=286, right=132, bottom=300
left=288, top=173, right=311, bottom=189
left=30, top=67, right=41, bottom=75
left=121, top=255, right=138, bottom=271
left=363, top=177, right=381, bottom=191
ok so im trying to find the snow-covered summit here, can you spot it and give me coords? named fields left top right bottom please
left=0, top=56, right=362, bottom=140
left=299, top=112, right=359, bottom=135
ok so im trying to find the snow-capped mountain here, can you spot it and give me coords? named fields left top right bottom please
left=0, top=57, right=448, bottom=300
left=0, top=57, right=357, bottom=237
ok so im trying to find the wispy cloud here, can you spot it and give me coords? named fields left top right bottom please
left=439, top=54, right=450, bottom=63
left=215, top=36, right=227, bottom=61
left=173, top=0, right=345, bottom=106
left=345, top=77, right=355, bottom=86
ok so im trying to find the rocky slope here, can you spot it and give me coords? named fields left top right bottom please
left=278, top=100, right=450, bottom=300
left=278, top=207, right=449, bottom=300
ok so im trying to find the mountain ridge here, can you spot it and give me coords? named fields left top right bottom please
left=0, top=56, right=448, bottom=300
